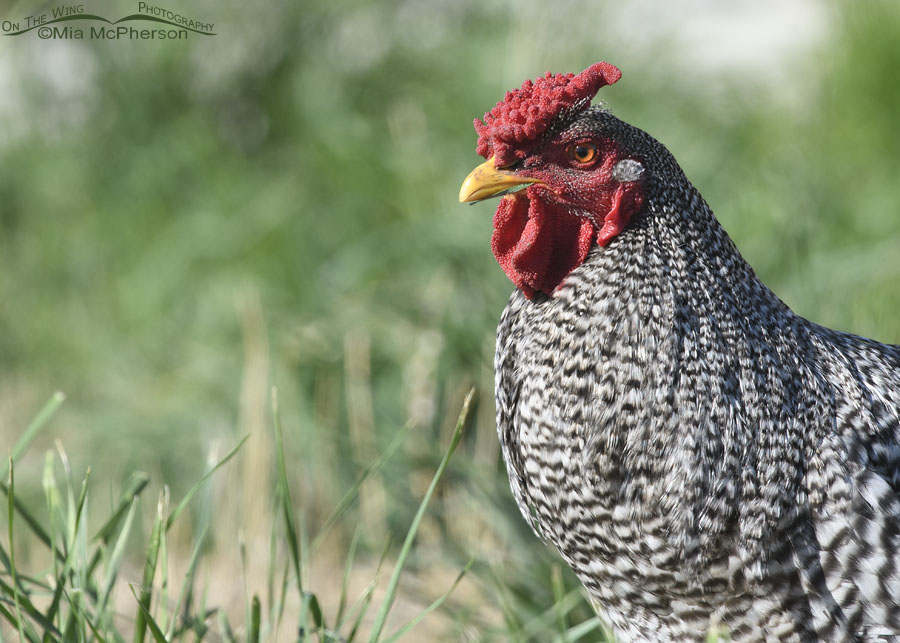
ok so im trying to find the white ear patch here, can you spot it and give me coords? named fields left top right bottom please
left=612, top=159, right=644, bottom=182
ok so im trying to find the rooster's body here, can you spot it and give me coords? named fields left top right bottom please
left=461, top=63, right=900, bottom=641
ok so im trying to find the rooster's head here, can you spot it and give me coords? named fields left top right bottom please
left=459, top=62, right=646, bottom=299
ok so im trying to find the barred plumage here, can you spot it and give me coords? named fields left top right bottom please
left=463, top=65, right=900, bottom=642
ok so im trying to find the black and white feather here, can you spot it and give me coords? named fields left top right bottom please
left=494, top=107, right=900, bottom=642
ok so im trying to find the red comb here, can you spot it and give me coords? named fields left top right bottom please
left=474, top=62, right=621, bottom=167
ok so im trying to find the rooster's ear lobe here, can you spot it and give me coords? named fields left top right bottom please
left=612, top=159, right=644, bottom=183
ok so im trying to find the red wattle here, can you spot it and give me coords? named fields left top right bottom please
left=491, top=194, right=597, bottom=299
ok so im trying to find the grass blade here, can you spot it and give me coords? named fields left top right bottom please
left=301, top=591, right=324, bottom=639
left=0, top=576, right=62, bottom=638
left=82, top=471, right=152, bottom=621
left=218, top=611, right=237, bottom=643
left=165, top=525, right=208, bottom=639
left=0, top=542, right=28, bottom=598
left=549, top=616, right=605, bottom=643
left=309, top=424, right=409, bottom=555
left=6, top=458, right=29, bottom=643
left=382, top=558, right=474, bottom=643
left=0, top=479, right=54, bottom=552
left=519, top=587, right=589, bottom=640
left=42, top=451, right=66, bottom=631
left=271, top=387, right=302, bottom=594
left=134, top=492, right=164, bottom=643
left=0, top=391, right=65, bottom=482
left=272, top=564, right=289, bottom=639
left=67, top=467, right=92, bottom=641
left=92, top=471, right=152, bottom=543
left=490, top=566, right=524, bottom=642
left=96, top=497, right=140, bottom=616
left=0, top=603, right=31, bottom=639
left=345, top=534, right=392, bottom=641
left=166, top=436, right=248, bottom=530
left=366, top=388, right=474, bottom=643
left=334, top=526, right=362, bottom=627
left=129, top=585, right=169, bottom=643
left=159, top=488, right=170, bottom=634
left=78, top=604, right=110, bottom=643
left=551, top=565, right=568, bottom=638
left=248, top=595, right=260, bottom=643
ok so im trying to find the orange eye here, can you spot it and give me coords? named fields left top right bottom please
left=569, top=142, right=598, bottom=164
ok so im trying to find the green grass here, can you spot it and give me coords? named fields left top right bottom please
left=2, top=391, right=609, bottom=642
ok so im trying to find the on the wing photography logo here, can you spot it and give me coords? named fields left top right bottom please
left=2, top=3, right=215, bottom=40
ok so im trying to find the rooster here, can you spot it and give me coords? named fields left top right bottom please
left=459, top=62, right=900, bottom=642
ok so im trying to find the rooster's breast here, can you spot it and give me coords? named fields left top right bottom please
left=493, top=245, right=727, bottom=614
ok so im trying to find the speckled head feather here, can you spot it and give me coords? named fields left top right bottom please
left=474, top=62, right=621, bottom=167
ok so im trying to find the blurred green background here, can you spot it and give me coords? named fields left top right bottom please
left=2, top=0, right=900, bottom=638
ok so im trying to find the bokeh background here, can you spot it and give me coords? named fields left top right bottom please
left=2, top=0, right=900, bottom=639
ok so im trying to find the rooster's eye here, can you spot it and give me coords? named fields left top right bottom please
left=569, top=142, right=598, bottom=164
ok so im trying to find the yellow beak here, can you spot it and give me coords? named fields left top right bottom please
left=458, top=157, right=541, bottom=203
